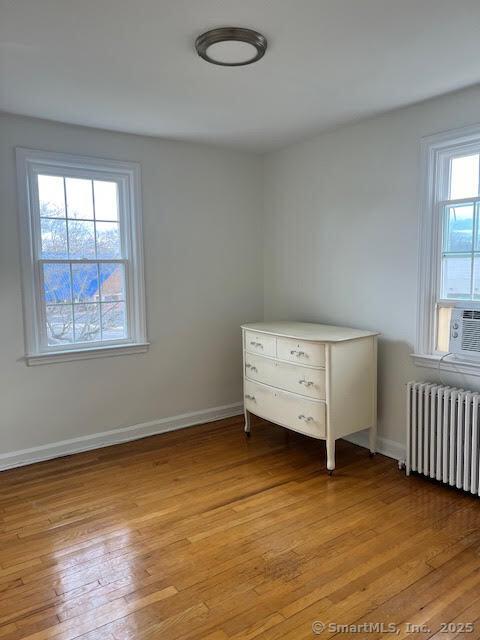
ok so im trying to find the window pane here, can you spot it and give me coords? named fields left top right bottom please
left=100, top=263, right=125, bottom=301
left=450, top=154, right=479, bottom=200
left=46, top=305, right=73, bottom=345
left=474, top=204, right=480, bottom=251
left=72, top=264, right=99, bottom=302
left=96, top=221, right=121, bottom=258
left=43, top=264, right=72, bottom=304
left=66, top=178, right=94, bottom=219
left=68, top=220, right=96, bottom=259
left=94, top=181, right=118, bottom=221
left=38, top=175, right=65, bottom=218
left=442, top=255, right=472, bottom=299
left=101, top=302, right=126, bottom=340
left=473, top=257, right=480, bottom=300
left=41, top=218, right=68, bottom=258
left=444, top=203, right=474, bottom=252
left=74, top=303, right=101, bottom=343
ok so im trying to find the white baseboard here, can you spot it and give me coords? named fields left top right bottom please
left=0, top=402, right=244, bottom=472
left=344, top=430, right=405, bottom=462
left=1, top=406, right=404, bottom=473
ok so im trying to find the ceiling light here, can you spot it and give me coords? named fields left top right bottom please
left=195, top=27, right=267, bottom=67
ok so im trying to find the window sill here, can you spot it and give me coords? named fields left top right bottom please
left=411, top=352, right=480, bottom=377
left=25, top=342, right=150, bottom=366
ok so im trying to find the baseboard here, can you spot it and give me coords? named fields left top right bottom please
left=0, top=402, right=244, bottom=472
left=1, top=406, right=404, bottom=472
left=344, top=430, right=405, bottom=462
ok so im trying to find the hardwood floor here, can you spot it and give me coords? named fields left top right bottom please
left=1, top=416, right=480, bottom=640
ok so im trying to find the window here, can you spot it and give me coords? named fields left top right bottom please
left=416, top=125, right=480, bottom=375
left=16, top=149, right=147, bottom=365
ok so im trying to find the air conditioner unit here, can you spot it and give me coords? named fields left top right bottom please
left=450, top=308, right=480, bottom=358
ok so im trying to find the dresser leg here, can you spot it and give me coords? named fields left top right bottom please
left=369, top=423, right=377, bottom=456
left=244, top=409, right=252, bottom=438
left=369, top=335, right=378, bottom=457
left=326, top=437, right=335, bottom=474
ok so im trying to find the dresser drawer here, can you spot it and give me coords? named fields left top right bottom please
left=276, top=337, right=325, bottom=368
left=244, top=380, right=326, bottom=439
left=245, top=353, right=326, bottom=400
left=244, top=330, right=276, bottom=357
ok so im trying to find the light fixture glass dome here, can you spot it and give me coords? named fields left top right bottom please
left=195, top=27, right=267, bottom=67
left=205, top=41, right=258, bottom=65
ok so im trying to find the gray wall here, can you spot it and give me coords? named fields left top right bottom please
left=263, top=85, right=480, bottom=449
left=0, top=113, right=263, bottom=454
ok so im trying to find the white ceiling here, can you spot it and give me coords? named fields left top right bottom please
left=1, top=0, right=480, bottom=152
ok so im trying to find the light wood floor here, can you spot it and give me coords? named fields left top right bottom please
left=1, top=416, right=480, bottom=640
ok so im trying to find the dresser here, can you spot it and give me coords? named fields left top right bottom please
left=242, top=321, right=379, bottom=473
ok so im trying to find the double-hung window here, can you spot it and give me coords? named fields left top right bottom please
left=416, top=125, right=480, bottom=374
left=16, top=149, right=147, bottom=365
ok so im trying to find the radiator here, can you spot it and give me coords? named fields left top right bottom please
left=406, top=382, right=480, bottom=495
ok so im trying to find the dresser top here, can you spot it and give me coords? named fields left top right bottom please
left=242, top=321, right=379, bottom=342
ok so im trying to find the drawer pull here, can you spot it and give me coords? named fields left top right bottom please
left=290, top=349, right=307, bottom=357
left=245, top=394, right=256, bottom=401
left=245, top=364, right=258, bottom=372
left=299, top=379, right=314, bottom=387
left=250, top=341, right=264, bottom=349
left=298, top=414, right=314, bottom=423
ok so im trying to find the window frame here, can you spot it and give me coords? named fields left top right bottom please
left=16, top=148, right=148, bottom=365
left=415, top=123, right=480, bottom=376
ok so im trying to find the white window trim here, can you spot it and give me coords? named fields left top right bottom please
left=16, top=148, right=148, bottom=365
left=414, top=123, right=480, bottom=377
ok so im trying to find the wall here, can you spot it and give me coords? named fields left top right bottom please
left=4, top=85, right=480, bottom=466
left=263, top=85, right=480, bottom=453
left=0, top=113, right=263, bottom=460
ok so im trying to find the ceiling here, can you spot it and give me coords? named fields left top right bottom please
left=1, top=0, right=480, bottom=152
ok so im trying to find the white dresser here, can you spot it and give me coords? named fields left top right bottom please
left=242, top=321, right=379, bottom=473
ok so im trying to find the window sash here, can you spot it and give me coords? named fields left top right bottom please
left=440, top=200, right=480, bottom=301
left=434, top=153, right=480, bottom=306
left=36, top=258, right=131, bottom=352
left=31, top=170, right=128, bottom=261
left=32, top=170, right=130, bottom=351
left=16, top=148, right=147, bottom=362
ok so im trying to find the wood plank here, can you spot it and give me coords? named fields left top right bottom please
left=0, top=419, right=478, bottom=640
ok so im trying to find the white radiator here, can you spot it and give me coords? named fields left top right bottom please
left=406, top=382, right=480, bottom=495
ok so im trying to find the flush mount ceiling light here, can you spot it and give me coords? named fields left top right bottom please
left=195, top=27, right=267, bottom=67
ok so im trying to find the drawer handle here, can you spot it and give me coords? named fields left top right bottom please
left=299, top=379, right=314, bottom=387
left=298, top=414, right=314, bottom=423
left=290, top=349, right=307, bottom=357
left=245, top=364, right=258, bottom=372
left=245, top=394, right=256, bottom=401
left=250, top=341, right=264, bottom=349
